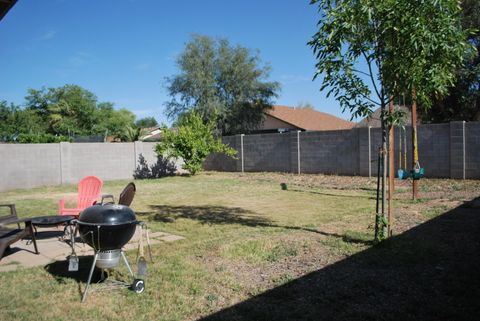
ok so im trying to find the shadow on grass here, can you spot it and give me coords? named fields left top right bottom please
left=44, top=255, right=100, bottom=284
left=141, top=205, right=272, bottom=227
left=197, top=202, right=480, bottom=321
left=137, top=205, right=372, bottom=246
left=44, top=255, right=102, bottom=297
left=288, top=188, right=376, bottom=200
left=44, top=255, right=134, bottom=298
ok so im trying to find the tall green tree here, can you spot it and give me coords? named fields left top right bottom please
left=165, top=35, right=280, bottom=135
left=94, top=102, right=136, bottom=138
left=423, top=0, right=480, bottom=122
left=135, top=117, right=158, bottom=128
left=24, top=85, right=135, bottom=138
left=0, top=101, right=46, bottom=141
left=116, top=126, right=148, bottom=142
left=309, top=0, right=471, bottom=240
left=25, top=85, right=98, bottom=136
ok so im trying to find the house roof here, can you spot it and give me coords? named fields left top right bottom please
left=356, top=105, right=412, bottom=128
left=142, top=132, right=162, bottom=142
left=0, top=0, right=17, bottom=21
left=140, top=127, right=162, bottom=141
left=141, top=127, right=161, bottom=134
left=265, top=105, right=355, bottom=131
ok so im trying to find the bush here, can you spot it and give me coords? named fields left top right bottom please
left=16, top=133, right=71, bottom=143
left=155, top=112, right=236, bottom=175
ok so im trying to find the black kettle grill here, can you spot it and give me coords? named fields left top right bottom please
left=78, top=204, right=137, bottom=251
left=76, top=204, right=144, bottom=302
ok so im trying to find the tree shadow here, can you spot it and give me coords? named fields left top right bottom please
left=197, top=202, right=480, bottom=321
left=287, top=188, right=376, bottom=200
left=138, top=205, right=372, bottom=246
left=141, top=205, right=272, bottom=227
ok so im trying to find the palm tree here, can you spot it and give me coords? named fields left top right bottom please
left=118, top=126, right=147, bottom=142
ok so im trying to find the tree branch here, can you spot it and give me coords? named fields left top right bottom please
left=352, top=68, right=374, bottom=78
left=358, top=92, right=381, bottom=106
left=362, top=50, right=382, bottom=101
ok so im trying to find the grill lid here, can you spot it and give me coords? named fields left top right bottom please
left=79, top=204, right=136, bottom=225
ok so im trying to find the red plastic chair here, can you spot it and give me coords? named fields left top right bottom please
left=58, top=176, right=103, bottom=217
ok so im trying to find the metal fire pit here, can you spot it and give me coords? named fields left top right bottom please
left=75, top=204, right=144, bottom=302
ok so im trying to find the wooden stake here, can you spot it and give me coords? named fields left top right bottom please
left=411, top=89, right=419, bottom=200
left=388, top=98, right=394, bottom=236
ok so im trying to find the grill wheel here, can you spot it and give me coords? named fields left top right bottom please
left=131, top=279, right=145, bottom=293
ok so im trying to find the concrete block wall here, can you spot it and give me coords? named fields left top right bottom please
left=65, top=143, right=135, bottom=183
left=290, top=131, right=300, bottom=174
left=358, top=127, right=372, bottom=176
left=299, top=130, right=359, bottom=175
left=466, top=122, right=480, bottom=179
left=134, top=142, right=160, bottom=169
left=418, top=123, right=450, bottom=178
left=0, top=143, right=62, bottom=191
left=0, top=141, right=165, bottom=192
left=1, top=122, right=478, bottom=192
left=450, top=121, right=466, bottom=179
left=204, top=121, right=480, bottom=179
left=243, top=133, right=290, bottom=172
left=203, top=136, right=238, bottom=172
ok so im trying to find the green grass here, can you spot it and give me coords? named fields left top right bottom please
left=319, top=230, right=372, bottom=257
left=422, top=205, right=451, bottom=219
left=222, top=238, right=298, bottom=264
left=0, top=172, right=472, bottom=321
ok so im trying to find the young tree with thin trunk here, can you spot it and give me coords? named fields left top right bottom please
left=309, top=0, right=471, bottom=241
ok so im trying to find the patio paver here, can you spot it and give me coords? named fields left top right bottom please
left=0, top=227, right=185, bottom=272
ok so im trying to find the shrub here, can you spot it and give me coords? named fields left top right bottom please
left=16, top=133, right=71, bottom=143
left=155, top=112, right=236, bottom=175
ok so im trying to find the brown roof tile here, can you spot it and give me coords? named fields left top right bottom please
left=266, top=105, right=355, bottom=131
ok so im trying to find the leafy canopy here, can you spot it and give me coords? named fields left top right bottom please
left=165, top=35, right=280, bottom=135
left=425, top=0, right=480, bottom=122
left=155, top=112, right=236, bottom=175
left=309, top=0, right=471, bottom=241
left=0, top=101, right=46, bottom=141
left=2, top=85, right=161, bottom=142
left=24, top=84, right=136, bottom=138
left=135, top=117, right=159, bottom=128
left=309, top=0, right=472, bottom=118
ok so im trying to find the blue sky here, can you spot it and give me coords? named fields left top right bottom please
left=0, top=0, right=355, bottom=124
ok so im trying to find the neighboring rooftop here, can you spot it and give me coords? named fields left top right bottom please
left=264, top=105, right=355, bottom=131
left=140, top=127, right=162, bottom=142
left=356, top=105, right=412, bottom=128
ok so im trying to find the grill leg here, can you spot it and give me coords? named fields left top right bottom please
left=121, top=251, right=135, bottom=279
left=82, top=253, right=99, bottom=303
left=100, top=268, right=106, bottom=281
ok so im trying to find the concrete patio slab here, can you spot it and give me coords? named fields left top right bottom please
left=0, top=226, right=185, bottom=272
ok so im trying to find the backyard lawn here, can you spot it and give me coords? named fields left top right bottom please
left=0, top=172, right=479, bottom=321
